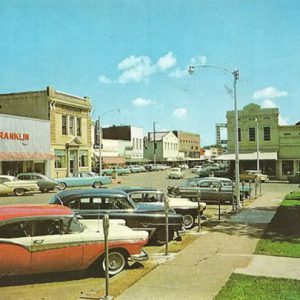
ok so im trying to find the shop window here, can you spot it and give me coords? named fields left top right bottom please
left=249, top=127, right=256, bottom=141
left=282, top=160, right=294, bottom=175
left=76, top=118, right=81, bottom=136
left=55, top=150, right=66, bottom=168
left=62, top=115, right=67, bottom=135
left=79, top=150, right=88, bottom=167
left=264, top=127, right=271, bottom=141
left=69, top=116, right=75, bottom=135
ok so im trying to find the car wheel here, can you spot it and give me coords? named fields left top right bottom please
left=14, top=188, right=25, bottom=196
left=101, top=251, right=127, bottom=276
left=57, top=182, right=67, bottom=190
left=183, top=214, right=195, bottom=230
left=93, top=181, right=102, bottom=188
left=153, top=227, right=174, bottom=245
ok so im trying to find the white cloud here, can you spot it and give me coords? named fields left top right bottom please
left=252, top=87, right=288, bottom=100
left=168, top=68, right=187, bottom=78
left=278, top=114, right=288, bottom=125
left=173, top=107, right=187, bottom=119
left=157, top=52, right=176, bottom=70
left=117, top=55, right=155, bottom=84
left=132, top=97, right=156, bottom=107
left=98, top=75, right=112, bottom=84
left=190, top=55, right=207, bottom=66
left=261, top=99, right=277, bottom=108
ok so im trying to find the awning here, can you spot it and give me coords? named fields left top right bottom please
left=125, top=158, right=151, bottom=163
left=0, top=152, right=57, bottom=161
left=215, top=152, right=277, bottom=161
left=103, top=156, right=125, bottom=164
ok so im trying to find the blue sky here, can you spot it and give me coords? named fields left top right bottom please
left=1, top=0, right=300, bottom=145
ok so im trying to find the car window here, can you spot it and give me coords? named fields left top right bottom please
left=0, top=177, right=9, bottom=183
left=198, top=181, right=210, bottom=188
left=64, top=217, right=83, bottom=234
left=0, top=221, right=31, bottom=238
left=130, top=192, right=160, bottom=203
left=77, top=197, right=92, bottom=210
left=34, top=219, right=61, bottom=236
left=33, top=175, right=41, bottom=180
left=101, top=197, right=133, bottom=209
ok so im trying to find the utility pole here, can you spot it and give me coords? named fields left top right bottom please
left=153, top=121, right=156, bottom=164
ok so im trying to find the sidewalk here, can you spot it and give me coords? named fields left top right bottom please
left=116, top=191, right=297, bottom=300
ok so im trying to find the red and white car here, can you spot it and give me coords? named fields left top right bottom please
left=0, top=205, right=148, bottom=277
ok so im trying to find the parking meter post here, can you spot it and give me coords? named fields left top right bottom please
left=102, top=214, right=110, bottom=300
left=259, top=179, right=262, bottom=195
left=249, top=180, right=252, bottom=198
left=164, top=197, right=170, bottom=256
left=218, top=186, right=221, bottom=220
left=254, top=178, right=258, bottom=199
left=196, top=189, right=201, bottom=232
left=232, top=182, right=235, bottom=212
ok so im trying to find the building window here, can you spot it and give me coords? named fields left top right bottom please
left=69, top=116, right=75, bottom=135
left=282, top=160, right=294, bottom=175
left=238, top=128, right=241, bottom=142
left=62, top=115, right=67, bottom=135
left=55, top=150, right=66, bottom=168
left=76, top=118, right=81, bottom=136
left=249, top=127, right=256, bottom=141
left=264, top=127, right=271, bottom=141
left=79, top=150, right=88, bottom=167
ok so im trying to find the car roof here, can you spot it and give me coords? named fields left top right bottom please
left=55, top=188, right=129, bottom=199
left=116, top=187, right=159, bottom=193
left=0, top=205, right=72, bottom=221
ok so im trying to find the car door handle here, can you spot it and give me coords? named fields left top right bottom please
left=33, top=239, right=44, bottom=244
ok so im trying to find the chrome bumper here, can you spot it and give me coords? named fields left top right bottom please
left=130, top=249, right=148, bottom=262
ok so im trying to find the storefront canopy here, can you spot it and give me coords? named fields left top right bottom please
left=0, top=152, right=57, bottom=161
left=214, top=152, right=277, bottom=161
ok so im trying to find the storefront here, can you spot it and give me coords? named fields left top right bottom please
left=0, top=114, right=55, bottom=176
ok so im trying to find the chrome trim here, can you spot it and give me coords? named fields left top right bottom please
left=130, top=249, right=148, bottom=262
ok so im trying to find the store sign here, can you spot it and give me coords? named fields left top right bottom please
left=0, top=131, right=30, bottom=141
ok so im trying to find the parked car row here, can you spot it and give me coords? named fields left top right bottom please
left=0, top=172, right=112, bottom=197
left=0, top=185, right=207, bottom=280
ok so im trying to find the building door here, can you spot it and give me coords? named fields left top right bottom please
left=69, top=150, right=78, bottom=174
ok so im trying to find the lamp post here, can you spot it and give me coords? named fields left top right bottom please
left=153, top=121, right=156, bottom=164
left=255, top=118, right=260, bottom=172
left=188, top=64, right=241, bottom=209
left=98, top=109, right=120, bottom=176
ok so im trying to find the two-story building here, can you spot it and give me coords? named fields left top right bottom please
left=221, top=103, right=300, bottom=179
left=144, top=131, right=179, bottom=162
left=0, top=86, right=92, bottom=178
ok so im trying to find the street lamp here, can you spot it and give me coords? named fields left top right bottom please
left=98, top=108, right=120, bottom=175
left=255, top=118, right=260, bottom=172
left=188, top=64, right=241, bottom=209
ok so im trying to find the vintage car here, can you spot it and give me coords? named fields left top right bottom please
left=287, top=172, right=300, bottom=183
left=118, top=187, right=207, bottom=230
left=102, top=166, right=130, bottom=176
left=168, top=167, right=185, bottom=179
left=128, top=165, right=143, bottom=173
left=0, top=175, right=39, bottom=196
left=55, top=171, right=112, bottom=190
left=0, top=204, right=148, bottom=277
left=167, top=177, right=246, bottom=204
left=48, top=189, right=183, bottom=245
left=240, top=170, right=269, bottom=183
left=16, top=173, right=58, bottom=193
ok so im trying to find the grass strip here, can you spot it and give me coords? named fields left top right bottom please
left=214, top=273, right=300, bottom=300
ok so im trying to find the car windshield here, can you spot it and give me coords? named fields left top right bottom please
left=181, top=178, right=199, bottom=187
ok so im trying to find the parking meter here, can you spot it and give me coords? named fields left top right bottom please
left=163, top=196, right=170, bottom=256
left=102, top=214, right=111, bottom=299
left=196, top=189, right=202, bottom=232
left=232, top=182, right=236, bottom=211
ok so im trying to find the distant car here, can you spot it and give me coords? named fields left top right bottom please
left=168, top=168, right=184, bottom=179
left=178, top=164, right=189, bottom=170
left=102, top=166, right=130, bottom=176
left=119, top=187, right=206, bottom=230
left=167, top=177, right=246, bottom=204
left=287, top=172, right=300, bottom=183
left=0, top=204, right=148, bottom=277
left=16, top=173, right=58, bottom=193
left=191, top=166, right=202, bottom=173
left=240, top=170, right=269, bottom=183
left=48, top=189, right=183, bottom=245
left=0, top=175, right=38, bottom=196
left=55, top=171, right=112, bottom=190
left=128, top=165, right=143, bottom=173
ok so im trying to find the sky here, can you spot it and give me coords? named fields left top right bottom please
left=1, top=0, right=300, bottom=146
